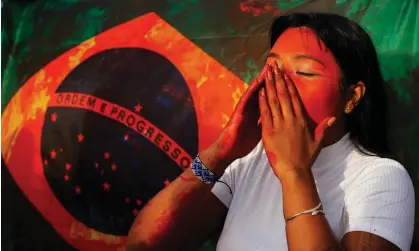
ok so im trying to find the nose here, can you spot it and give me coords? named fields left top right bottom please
left=267, top=59, right=283, bottom=70
left=267, top=60, right=293, bottom=75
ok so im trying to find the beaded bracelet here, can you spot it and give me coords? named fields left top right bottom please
left=190, top=155, right=233, bottom=195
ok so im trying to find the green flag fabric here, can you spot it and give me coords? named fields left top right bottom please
left=2, top=1, right=418, bottom=250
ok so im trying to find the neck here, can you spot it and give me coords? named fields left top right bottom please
left=321, top=117, right=347, bottom=147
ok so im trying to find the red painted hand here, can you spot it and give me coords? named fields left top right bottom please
left=258, top=63, right=336, bottom=179
left=214, top=65, right=269, bottom=162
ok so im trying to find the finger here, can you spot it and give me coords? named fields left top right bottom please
left=272, top=62, right=295, bottom=120
left=283, top=73, right=304, bottom=118
left=264, top=65, right=282, bottom=125
left=259, top=87, right=273, bottom=128
left=314, top=116, right=336, bottom=145
left=257, top=64, right=269, bottom=82
left=250, top=65, right=269, bottom=91
left=235, top=65, right=268, bottom=112
left=247, top=65, right=268, bottom=99
left=246, top=65, right=268, bottom=96
left=246, top=72, right=264, bottom=96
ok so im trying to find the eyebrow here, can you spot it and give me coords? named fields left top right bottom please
left=267, top=52, right=325, bottom=68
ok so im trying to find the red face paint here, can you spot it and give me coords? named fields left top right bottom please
left=265, top=128, right=275, bottom=137
left=151, top=187, right=195, bottom=239
left=268, top=27, right=342, bottom=126
left=144, top=202, right=153, bottom=208
left=179, top=173, right=196, bottom=182
left=154, top=209, right=174, bottom=233
left=265, top=150, right=277, bottom=166
left=217, top=115, right=241, bottom=156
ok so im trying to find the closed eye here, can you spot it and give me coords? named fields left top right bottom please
left=296, top=71, right=318, bottom=77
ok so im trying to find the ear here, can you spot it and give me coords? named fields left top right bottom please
left=344, top=81, right=366, bottom=114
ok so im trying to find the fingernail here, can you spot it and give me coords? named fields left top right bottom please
left=260, top=88, right=265, bottom=96
left=267, top=70, right=272, bottom=80
left=277, top=61, right=284, bottom=70
left=273, top=65, right=280, bottom=75
left=327, top=117, right=336, bottom=127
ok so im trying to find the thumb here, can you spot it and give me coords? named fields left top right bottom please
left=314, top=116, right=336, bottom=144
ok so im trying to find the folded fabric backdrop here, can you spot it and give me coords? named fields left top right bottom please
left=2, top=0, right=418, bottom=250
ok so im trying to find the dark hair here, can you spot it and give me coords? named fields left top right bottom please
left=269, top=13, right=390, bottom=157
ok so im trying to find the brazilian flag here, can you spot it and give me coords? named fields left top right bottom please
left=2, top=0, right=419, bottom=250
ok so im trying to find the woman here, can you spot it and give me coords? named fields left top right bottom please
left=127, top=13, right=415, bottom=251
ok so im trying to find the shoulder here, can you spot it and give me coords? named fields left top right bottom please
left=343, top=153, right=415, bottom=251
left=346, top=151, right=413, bottom=195
left=344, top=151, right=415, bottom=211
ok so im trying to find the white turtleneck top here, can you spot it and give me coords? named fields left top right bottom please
left=211, top=133, right=415, bottom=251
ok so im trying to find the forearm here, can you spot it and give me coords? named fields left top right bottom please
left=281, top=169, right=343, bottom=251
left=126, top=147, right=231, bottom=251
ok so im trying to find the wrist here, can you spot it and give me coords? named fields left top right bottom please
left=281, top=170, right=317, bottom=196
left=198, top=144, right=233, bottom=175
left=278, top=167, right=313, bottom=186
left=280, top=169, right=321, bottom=219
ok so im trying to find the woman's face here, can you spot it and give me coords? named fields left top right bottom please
left=267, top=27, right=343, bottom=126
